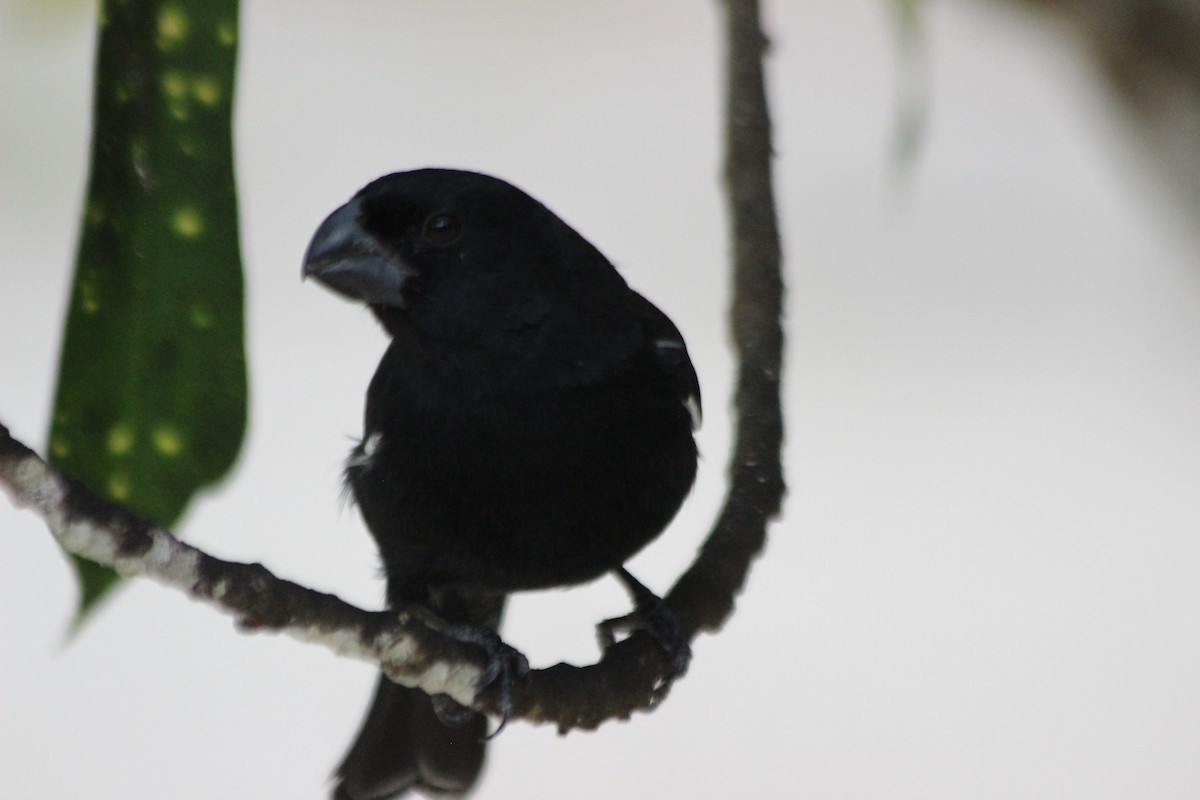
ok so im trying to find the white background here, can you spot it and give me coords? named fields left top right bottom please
left=3, top=1, right=1199, bottom=798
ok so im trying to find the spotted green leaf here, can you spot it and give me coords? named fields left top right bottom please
left=48, top=0, right=247, bottom=626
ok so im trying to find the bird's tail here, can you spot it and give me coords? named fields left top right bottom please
left=333, top=590, right=505, bottom=800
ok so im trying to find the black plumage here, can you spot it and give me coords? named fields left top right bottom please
left=304, top=169, right=700, bottom=799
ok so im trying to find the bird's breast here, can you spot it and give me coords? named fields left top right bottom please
left=350, top=359, right=697, bottom=593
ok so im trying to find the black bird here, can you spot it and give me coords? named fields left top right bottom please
left=303, top=169, right=700, bottom=800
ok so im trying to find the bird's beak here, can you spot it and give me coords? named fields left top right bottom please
left=302, top=198, right=415, bottom=308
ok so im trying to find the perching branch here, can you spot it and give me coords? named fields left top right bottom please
left=1, top=0, right=784, bottom=734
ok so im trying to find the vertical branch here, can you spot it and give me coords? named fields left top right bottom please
left=669, top=0, right=786, bottom=636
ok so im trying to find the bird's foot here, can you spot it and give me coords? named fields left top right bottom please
left=434, top=620, right=530, bottom=739
left=597, top=568, right=692, bottom=706
left=429, top=693, right=475, bottom=727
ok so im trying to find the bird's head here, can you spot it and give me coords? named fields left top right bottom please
left=303, top=169, right=624, bottom=343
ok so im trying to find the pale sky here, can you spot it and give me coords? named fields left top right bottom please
left=2, top=2, right=1199, bottom=798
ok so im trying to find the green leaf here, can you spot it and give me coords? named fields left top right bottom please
left=48, top=0, right=247, bottom=626
left=890, top=0, right=929, bottom=181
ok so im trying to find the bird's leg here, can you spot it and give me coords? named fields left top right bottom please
left=597, top=568, right=692, bottom=705
left=411, top=608, right=530, bottom=738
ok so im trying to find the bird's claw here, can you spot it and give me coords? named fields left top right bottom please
left=597, top=569, right=692, bottom=706
left=435, top=621, right=530, bottom=739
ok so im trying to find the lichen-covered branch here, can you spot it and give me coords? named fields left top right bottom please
left=0, top=421, right=668, bottom=730
left=1, top=0, right=784, bottom=735
left=0, top=423, right=486, bottom=708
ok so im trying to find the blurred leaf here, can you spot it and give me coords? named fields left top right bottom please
left=890, top=0, right=929, bottom=181
left=48, top=0, right=246, bottom=627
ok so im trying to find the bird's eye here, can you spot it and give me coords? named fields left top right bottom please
left=421, top=212, right=463, bottom=246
